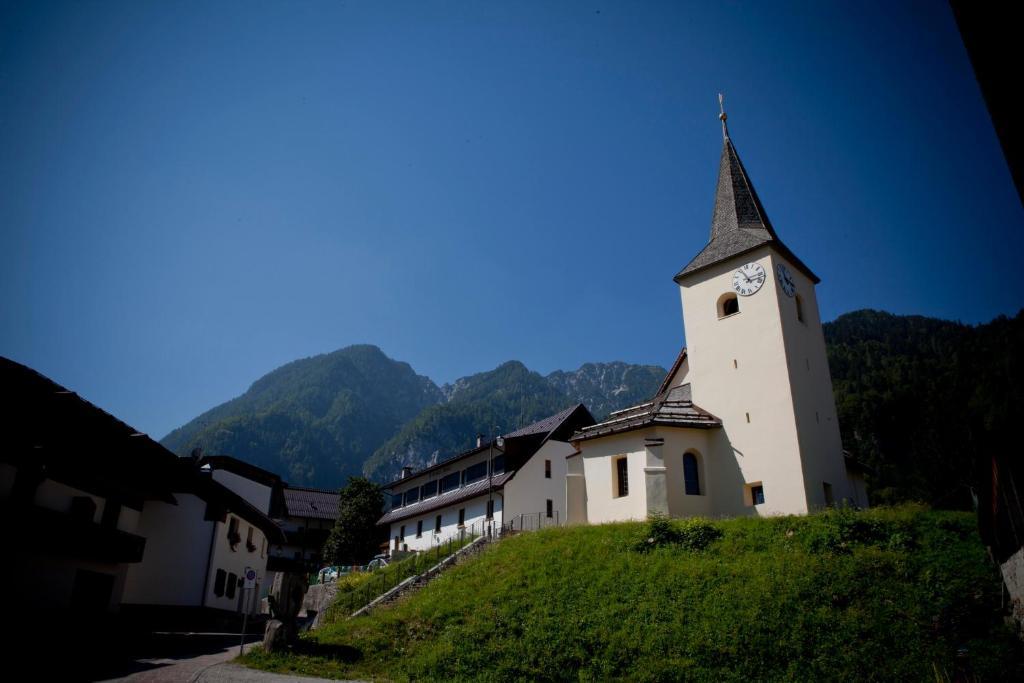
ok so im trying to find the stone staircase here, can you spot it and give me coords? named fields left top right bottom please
left=349, top=534, right=492, bottom=618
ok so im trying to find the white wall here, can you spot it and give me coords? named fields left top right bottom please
left=772, top=254, right=857, bottom=508
left=679, top=247, right=812, bottom=516
left=576, top=428, right=720, bottom=523
left=122, top=494, right=214, bottom=607
left=504, top=439, right=574, bottom=525
left=578, top=431, right=650, bottom=524
left=387, top=494, right=502, bottom=553
left=205, top=514, right=269, bottom=614
left=212, top=470, right=273, bottom=514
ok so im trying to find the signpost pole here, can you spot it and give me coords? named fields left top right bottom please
left=239, top=566, right=257, bottom=656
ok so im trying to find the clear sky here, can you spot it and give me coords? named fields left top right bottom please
left=2, top=1, right=1021, bottom=439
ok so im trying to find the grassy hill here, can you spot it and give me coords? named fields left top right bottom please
left=242, top=505, right=1021, bottom=681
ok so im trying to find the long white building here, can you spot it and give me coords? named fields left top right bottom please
left=379, top=405, right=595, bottom=552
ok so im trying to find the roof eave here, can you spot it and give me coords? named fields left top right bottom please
left=674, top=241, right=820, bottom=285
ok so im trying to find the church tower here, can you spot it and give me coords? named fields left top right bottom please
left=672, top=100, right=853, bottom=514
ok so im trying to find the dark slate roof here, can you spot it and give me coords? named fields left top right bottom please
left=0, top=356, right=287, bottom=544
left=383, top=404, right=594, bottom=488
left=283, top=486, right=339, bottom=521
left=503, top=404, right=586, bottom=438
left=378, top=471, right=514, bottom=525
left=654, top=347, right=688, bottom=397
left=675, top=136, right=819, bottom=284
left=1, top=356, right=182, bottom=507
left=570, top=384, right=721, bottom=442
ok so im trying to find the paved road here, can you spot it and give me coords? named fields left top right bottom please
left=194, top=662, right=353, bottom=682
left=95, top=633, right=262, bottom=683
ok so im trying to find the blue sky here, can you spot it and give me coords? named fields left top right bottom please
left=1, top=1, right=1021, bottom=439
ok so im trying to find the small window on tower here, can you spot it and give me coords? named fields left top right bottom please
left=718, top=293, right=740, bottom=318
left=795, top=295, right=805, bottom=323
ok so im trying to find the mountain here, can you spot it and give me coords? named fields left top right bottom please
left=162, top=350, right=668, bottom=489
left=826, top=309, right=1024, bottom=509
left=545, top=362, right=667, bottom=420
left=161, top=345, right=444, bottom=486
left=363, top=361, right=578, bottom=482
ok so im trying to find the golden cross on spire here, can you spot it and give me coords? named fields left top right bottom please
left=718, top=92, right=729, bottom=140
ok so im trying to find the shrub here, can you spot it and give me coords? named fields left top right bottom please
left=633, top=515, right=722, bottom=552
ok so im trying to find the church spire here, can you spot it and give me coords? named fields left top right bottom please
left=674, top=100, right=819, bottom=284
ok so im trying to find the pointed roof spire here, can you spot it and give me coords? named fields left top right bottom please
left=674, top=100, right=819, bottom=283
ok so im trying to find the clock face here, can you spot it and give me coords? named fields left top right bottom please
left=776, top=263, right=796, bottom=297
left=732, top=262, right=765, bottom=296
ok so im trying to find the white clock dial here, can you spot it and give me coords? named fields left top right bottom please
left=776, top=263, right=796, bottom=297
left=732, top=262, right=765, bottom=296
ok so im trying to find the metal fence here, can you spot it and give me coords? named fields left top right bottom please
left=337, top=512, right=562, bottom=616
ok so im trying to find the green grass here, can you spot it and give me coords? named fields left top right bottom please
left=321, top=535, right=478, bottom=622
left=242, top=505, right=1022, bottom=681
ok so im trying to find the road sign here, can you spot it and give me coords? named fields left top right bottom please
left=243, top=567, right=257, bottom=589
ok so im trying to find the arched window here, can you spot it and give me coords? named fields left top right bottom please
left=717, top=292, right=739, bottom=318
left=795, top=294, right=804, bottom=322
left=683, top=452, right=701, bottom=495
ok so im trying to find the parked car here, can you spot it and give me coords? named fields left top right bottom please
left=366, top=554, right=389, bottom=571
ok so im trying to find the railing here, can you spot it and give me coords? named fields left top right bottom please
left=338, top=520, right=486, bottom=615
left=500, top=509, right=560, bottom=533
left=336, top=512, right=563, bottom=617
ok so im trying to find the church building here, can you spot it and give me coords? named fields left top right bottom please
left=567, top=104, right=867, bottom=523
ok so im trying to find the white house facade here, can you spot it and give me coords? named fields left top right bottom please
left=569, top=110, right=868, bottom=524
left=379, top=405, right=595, bottom=552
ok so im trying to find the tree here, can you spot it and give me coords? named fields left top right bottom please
left=322, top=476, right=384, bottom=565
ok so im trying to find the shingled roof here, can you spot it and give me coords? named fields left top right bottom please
left=283, top=486, right=339, bottom=521
left=674, top=128, right=819, bottom=284
left=570, top=384, right=721, bottom=442
left=503, top=404, right=589, bottom=439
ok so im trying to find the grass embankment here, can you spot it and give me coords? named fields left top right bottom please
left=244, top=505, right=1022, bottom=681
left=319, top=536, right=477, bottom=622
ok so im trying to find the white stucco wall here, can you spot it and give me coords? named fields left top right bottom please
left=212, top=470, right=273, bottom=514
left=578, top=431, right=650, bottom=524
left=679, top=247, right=815, bottom=516
left=388, top=493, right=502, bottom=553
left=771, top=256, right=857, bottom=508
left=122, top=494, right=214, bottom=607
left=504, top=440, right=574, bottom=525
left=205, top=514, right=269, bottom=614
left=575, top=428, right=718, bottom=523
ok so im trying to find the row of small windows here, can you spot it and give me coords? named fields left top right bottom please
left=716, top=292, right=804, bottom=321
left=391, top=456, right=505, bottom=509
